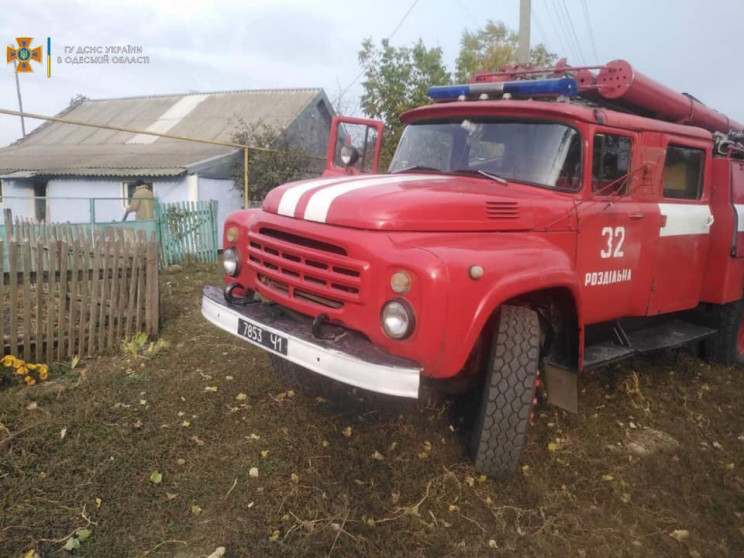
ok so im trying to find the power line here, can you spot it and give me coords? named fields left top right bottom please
left=388, top=0, right=421, bottom=40
left=532, top=7, right=555, bottom=54
left=453, top=0, right=478, bottom=27
left=339, top=0, right=421, bottom=97
left=557, top=0, right=587, bottom=64
left=580, top=0, right=600, bottom=63
left=545, top=0, right=578, bottom=62
left=550, top=0, right=584, bottom=64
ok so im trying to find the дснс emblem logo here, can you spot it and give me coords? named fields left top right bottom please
left=6, top=37, right=42, bottom=72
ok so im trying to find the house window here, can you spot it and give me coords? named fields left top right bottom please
left=592, top=134, right=632, bottom=196
left=34, top=182, right=47, bottom=222
left=663, top=145, right=704, bottom=200
left=122, top=181, right=153, bottom=208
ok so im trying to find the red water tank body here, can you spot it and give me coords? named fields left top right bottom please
left=594, top=60, right=744, bottom=133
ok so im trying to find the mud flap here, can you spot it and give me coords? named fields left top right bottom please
left=543, top=360, right=578, bottom=413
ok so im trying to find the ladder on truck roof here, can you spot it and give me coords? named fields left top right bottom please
left=457, top=59, right=744, bottom=159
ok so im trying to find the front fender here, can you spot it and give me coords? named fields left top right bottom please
left=413, top=232, right=581, bottom=378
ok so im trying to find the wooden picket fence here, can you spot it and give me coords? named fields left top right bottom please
left=2, top=210, right=159, bottom=363
left=158, top=200, right=218, bottom=267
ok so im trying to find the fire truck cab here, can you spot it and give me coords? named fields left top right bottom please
left=202, top=60, right=744, bottom=476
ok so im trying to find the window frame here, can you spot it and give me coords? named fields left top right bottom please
left=661, top=144, right=706, bottom=201
left=590, top=132, right=634, bottom=198
left=121, top=180, right=154, bottom=209
left=390, top=117, right=585, bottom=193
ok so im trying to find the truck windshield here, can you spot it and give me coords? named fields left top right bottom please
left=389, top=118, right=583, bottom=191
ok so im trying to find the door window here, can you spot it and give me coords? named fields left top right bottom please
left=662, top=145, right=704, bottom=200
left=333, top=122, right=379, bottom=173
left=592, top=134, right=632, bottom=196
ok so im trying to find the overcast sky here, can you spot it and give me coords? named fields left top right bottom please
left=1, top=0, right=742, bottom=147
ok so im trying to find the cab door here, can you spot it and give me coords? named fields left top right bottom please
left=576, top=130, right=656, bottom=324
left=324, top=116, right=383, bottom=177
left=647, top=140, right=713, bottom=314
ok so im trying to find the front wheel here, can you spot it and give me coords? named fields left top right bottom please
left=471, top=305, right=541, bottom=477
left=704, top=299, right=744, bottom=365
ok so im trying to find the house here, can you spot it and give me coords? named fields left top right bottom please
left=0, top=88, right=335, bottom=246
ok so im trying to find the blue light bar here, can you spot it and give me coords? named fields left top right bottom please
left=427, top=77, right=579, bottom=102
left=426, top=84, right=472, bottom=100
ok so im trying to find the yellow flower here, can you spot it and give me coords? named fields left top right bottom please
left=39, top=368, right=48, bottom=381
left=2, top=355, right=22, bottom=369
left=24, top=376, right=36, bottom=386
left=15, top=366, right=28, bottom=376
left=26, top=363, right=38, bottom=371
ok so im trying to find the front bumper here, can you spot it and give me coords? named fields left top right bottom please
left=201, top=285, right=421, bottom=398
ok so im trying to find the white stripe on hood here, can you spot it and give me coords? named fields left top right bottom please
left=303, top=175, right=428, bottom=223
left=276, top=177, right=350, bottom=217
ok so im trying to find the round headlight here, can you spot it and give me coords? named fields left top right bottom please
left=390, top=271, right=411, bottom=294
left=223, top=247, right=239, bottom=276
left=381, top=299, right=415, bottom=340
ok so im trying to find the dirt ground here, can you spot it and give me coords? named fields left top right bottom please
left=1, top=263, right=743, bottom=557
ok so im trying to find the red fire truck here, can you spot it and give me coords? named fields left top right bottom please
left=202, top=60, right=744, bottom=476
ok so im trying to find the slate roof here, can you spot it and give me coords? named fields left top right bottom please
left=0, top=88, right=325, bottom=177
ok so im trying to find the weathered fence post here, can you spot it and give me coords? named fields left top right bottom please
left=0, top=210, right=160, bottom=363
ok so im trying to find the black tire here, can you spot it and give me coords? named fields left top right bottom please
left=471, top=305, right=541, bottom=477
left=704, top=299, right=744, bottom=365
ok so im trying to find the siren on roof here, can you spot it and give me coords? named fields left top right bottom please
left=427, top=78, right=579, bottom=103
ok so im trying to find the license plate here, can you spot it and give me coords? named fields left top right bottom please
left=237, top=318, right=288, bottom=355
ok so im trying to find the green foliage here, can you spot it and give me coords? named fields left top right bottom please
left=63, top=528, right=92, bottom=551
left=455, top=20, right=557, bottom=82
left=232, top=120, right=317, bottom=202
left=357, top=21, right=557, bottom=169
left=123, top=332, right=149, bottom=357
left=358, top=38, right=451, bottom=169
left=122, top=332, right=169, bottom=358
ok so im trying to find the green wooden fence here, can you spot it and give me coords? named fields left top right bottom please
left=157, top=200, right=218, bottom=267
left=0, top=197, right=219, bottom=268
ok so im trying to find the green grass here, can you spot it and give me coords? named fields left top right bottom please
left=0, top=263, right=742, bottom=557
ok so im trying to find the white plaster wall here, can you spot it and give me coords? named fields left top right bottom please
left=198, top=177, right=242, bottom=249
left=153, top=177, right=187, bottom=206
left=1, top=179, right=36, bottom=219
left=47, top=178, right=121, bottom=223
left=41, top=177, right=186, bottom=223
left=187, top=174, right=198, bottom=202
left=0, top=177, right=190, bottom=223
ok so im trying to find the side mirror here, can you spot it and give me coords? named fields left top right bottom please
left=340, top=145, right=360, bottom=167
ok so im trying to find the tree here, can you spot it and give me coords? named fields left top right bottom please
left=358, top=38, right=451, bottom=168
left=455, top=20, right=557, bottom=82
left=357, top=22, right=557, bottom=169
left=231, top=119, right=318, bottom=203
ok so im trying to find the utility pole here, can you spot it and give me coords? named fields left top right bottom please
left=517, top=0, right=531, bottom=64
left=12, top=58, right=26, bottom=137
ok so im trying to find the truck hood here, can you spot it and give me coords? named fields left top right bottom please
left=262, top=173, right=574, bottom=232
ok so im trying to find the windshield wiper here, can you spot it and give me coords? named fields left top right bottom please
left=452, top=169, right=508, bottom=183
left=390, top=165, right=442, bottom=174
